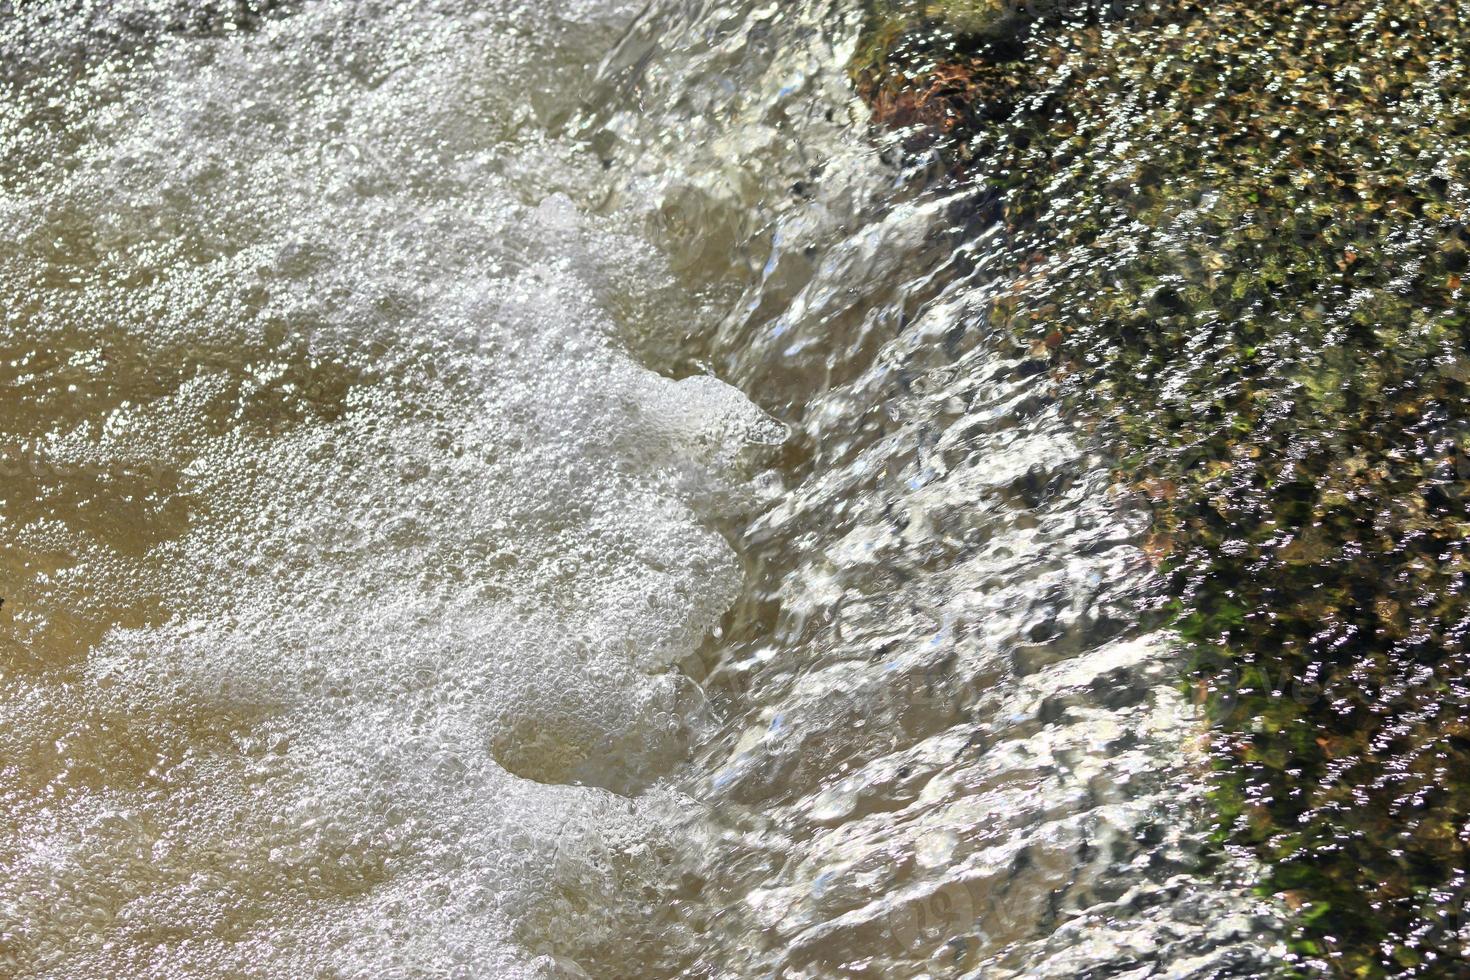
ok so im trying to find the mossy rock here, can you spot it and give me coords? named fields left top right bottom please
left=853, top=0, right=1470, bottom=975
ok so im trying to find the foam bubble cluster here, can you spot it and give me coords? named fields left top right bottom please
left=0, top=2, right=773, bottom=975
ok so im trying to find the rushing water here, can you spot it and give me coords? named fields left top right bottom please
left=2, top=1, right=1290, bottom=976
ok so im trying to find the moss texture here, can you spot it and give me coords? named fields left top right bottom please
left=852, top=0, right=1470, bottom=975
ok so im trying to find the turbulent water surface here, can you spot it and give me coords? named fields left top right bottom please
left=2, top=1, right=1292, bottom=976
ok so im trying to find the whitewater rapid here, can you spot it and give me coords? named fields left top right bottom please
left=1, top=1, right=1285, bottom=976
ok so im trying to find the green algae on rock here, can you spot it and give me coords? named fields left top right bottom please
left=853, top=0, right=1470, bottom=975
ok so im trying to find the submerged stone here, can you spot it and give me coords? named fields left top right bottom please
left=853, top=0, right=1470, bottom=974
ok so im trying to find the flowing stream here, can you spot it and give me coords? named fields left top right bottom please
left=2, top=1, right=1288, bottom=976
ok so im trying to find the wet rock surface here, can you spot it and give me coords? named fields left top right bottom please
left=854, top=0, right=1470, bottom=973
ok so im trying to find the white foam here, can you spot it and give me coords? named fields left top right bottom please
left=0, top=1, right=773, bottom=975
